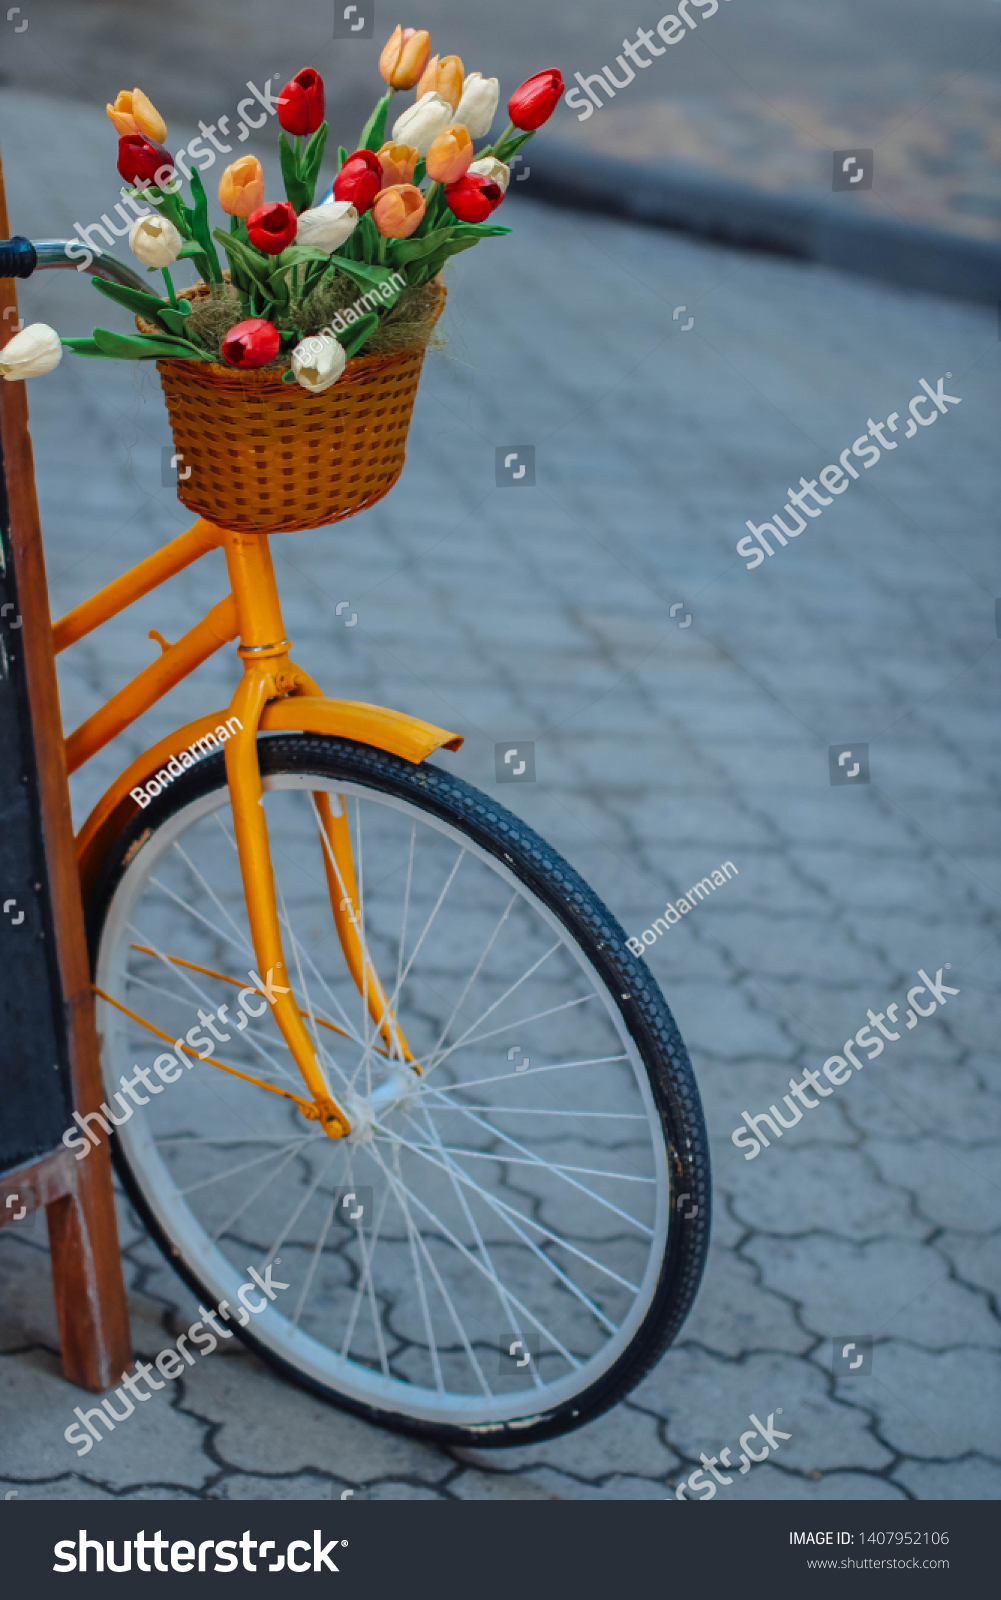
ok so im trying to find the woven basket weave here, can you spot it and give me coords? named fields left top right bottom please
left=148, top=280, right=444, bottom=535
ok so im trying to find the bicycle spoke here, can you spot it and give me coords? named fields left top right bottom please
left=363, top=1141, right=493, bottom=1396
left=392, top=1110, right=639, bottom=1302
left=420, top=939, right=562, bottom=1077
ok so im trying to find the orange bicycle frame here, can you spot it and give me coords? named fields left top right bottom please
left=60, top=516, right=462, bottom=1139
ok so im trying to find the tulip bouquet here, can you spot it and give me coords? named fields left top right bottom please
left=5, top=33, right=563, bottom=394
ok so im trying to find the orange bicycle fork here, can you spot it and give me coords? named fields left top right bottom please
left=59, top=518, right=423, bottom=1140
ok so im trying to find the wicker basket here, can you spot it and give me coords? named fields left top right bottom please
left=146, top=280, right=444, bottom=535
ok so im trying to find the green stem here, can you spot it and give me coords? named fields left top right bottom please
left=162, top=267, right=177, bottom=307
left=294, top=133, right=303, bottom=174
left=376, top=234, right=387, bottom=266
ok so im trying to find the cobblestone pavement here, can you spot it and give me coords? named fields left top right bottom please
left=0, top=85, right=999, bottom=1501
left=3, top=0, right=999, bottom=240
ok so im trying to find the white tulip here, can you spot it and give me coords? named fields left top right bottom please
left=291, top=333, right=347, bottom=395
left=297, top=202, right=359, bottom=253
left=455, top=72, right=499, bottom=140
left=128, top=213, right=183, bottom=268
left=468, top=156, right=510, bottom=193
left=391, top=91, right=453, bottom=156
left=0, top=323, right=62, bottom=381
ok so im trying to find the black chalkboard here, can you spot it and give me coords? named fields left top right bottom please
left=0, top=425, right=73, bottom=1176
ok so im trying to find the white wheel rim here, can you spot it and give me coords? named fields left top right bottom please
left=94, top=766, right=673, bottom=1428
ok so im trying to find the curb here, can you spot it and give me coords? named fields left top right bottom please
left=524, top=142, right=1001, bottom=304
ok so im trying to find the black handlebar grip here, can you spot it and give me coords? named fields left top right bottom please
left=0, top=237, right=38, bottom=279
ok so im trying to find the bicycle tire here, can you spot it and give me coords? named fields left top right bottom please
left=85, top=733, right=710, bottom=1448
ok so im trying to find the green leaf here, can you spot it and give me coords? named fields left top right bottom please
left=212, top=228, right=275, bottom=289
left=335, top=310, right=379, bottom=358
left=157, top=305, right=196, bottom=338
left=278, top=129, right=312, bottom=214
left=449, top=221, right=512, bottom=238
left=61, top=337, right=108, bottom=358
left=282, top=366, right=299, bottom=384
left=275, top=244, right=330, bottom=271
left=91, top=326, right=212, bottom=361
left=359, top=92, right=392, bottom=153
left=387, top=226, right=452, bottom=266
left=186, top=167, right=223, bottom=281
left=338, top=145, right=348, bottom=170
left=145, top=186, right=190, bottom=240
left=412, top=159, right=427, bottom=187
left=91, top=276, right=172, bottom=328
left=330, top=257, right=399, bottom=293
left=494, top=129, right=534, bottom=164
left=410, top=235, right=479, bottom=284
left=176, top=240, right=207, bottom=260
left=358, top=211, right=382, bottom=260
left=300, top=121, right=329, bottom=206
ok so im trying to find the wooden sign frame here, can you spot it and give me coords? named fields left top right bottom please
left=0, top=145, right=130, bottom=1392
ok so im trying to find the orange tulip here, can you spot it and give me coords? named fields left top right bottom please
left=424, top=123, right=473, bottom=184
left=375, top=141, right=419, bottom=188
left=379, top=25, right=431, bottom=90
left=105, top=87, right=167, bottom=143
left=218, top=155, right=266, bottom=218
left=371, top=183, right=426, bottom=239
left=415, top=53, right=464, bottom=112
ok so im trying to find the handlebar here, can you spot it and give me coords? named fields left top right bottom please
left=0, top=237, right=148, bottom=293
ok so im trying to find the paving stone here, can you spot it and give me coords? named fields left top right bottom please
left=178, top=1356, right=453, bottom=1485
left=891, top=1455, right=1001, bottom=1500
left=209, top=1473, right=353, bottom=1501
left=446, top=1469, right=556, bottom=1501
left=864, top=1138, right=1001, bottom=1233
left=0, top=1350, right=214, bottom=1493
left=745, top=1236, right=1000, bottom=1348
left=727, top=1145, right=927, bottom=1242
left=453, top=1402, right=677, bottom=1482
left=672, top=1464, right=906, bottom=1501
left=679, top=1245, right=813, bottom=1358
left=841, top=1344, right=1001, bottom=1458
left=632, top=1348, right=892, bottom=1473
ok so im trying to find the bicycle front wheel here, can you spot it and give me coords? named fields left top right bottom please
left=87, top=735, right=710, bottom=1447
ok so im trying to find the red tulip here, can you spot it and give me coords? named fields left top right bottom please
left=333, top=149, right=383, bottom=215
left=117, top=133, right=174, bottom=187
left=221, top=319, right=281, bottom=369
left=445, top=171, right=503, bottom=224
left=507, top=69, right=564, bottom=131
left=246, top=201, right=298, bottom=255
left=277, top=67, right=325, bottom=136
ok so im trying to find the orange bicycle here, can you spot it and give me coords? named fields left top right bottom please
left=3, top=235, right=709, bottom=1448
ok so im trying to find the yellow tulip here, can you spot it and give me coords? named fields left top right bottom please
left=105, top=88, right=167, bottom=143
left=218, top=155, right=266, bottom=218
left=424, top=123, right=473, bottom=184
left=379, top=25, right=431, bottom=90
left=376, top=141, right=419, bottom=188
left=415, top=53, right=464, bottom=112
left=372, top=183, right=426, bottom=239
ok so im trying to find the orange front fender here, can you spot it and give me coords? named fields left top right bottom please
left=76, top=697, right=462, bottom=900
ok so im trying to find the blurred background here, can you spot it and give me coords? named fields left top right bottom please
left=0, top=0, right=998, bottom=1504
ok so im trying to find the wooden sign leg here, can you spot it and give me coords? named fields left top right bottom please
left=46, top=1158, right=131, bottom=1394
left=0, top=142, right=131, bottom=1393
